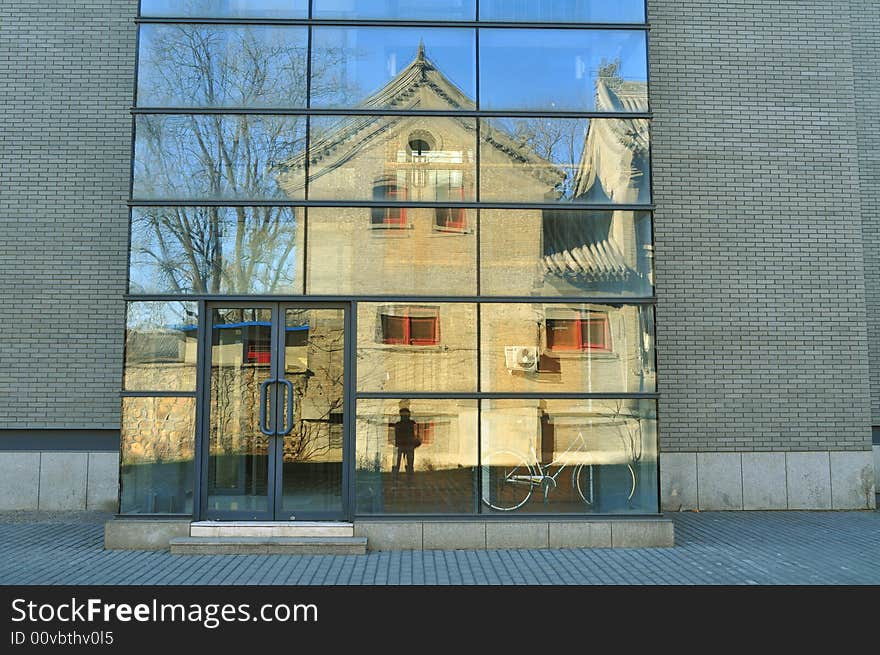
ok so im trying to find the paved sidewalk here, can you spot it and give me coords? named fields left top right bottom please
left=0, top=511, right=878, bottom=585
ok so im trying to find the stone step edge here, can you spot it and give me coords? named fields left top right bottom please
left=190, top=521, right=354, bottom=528
left=172, top=536, right=366, bottom=546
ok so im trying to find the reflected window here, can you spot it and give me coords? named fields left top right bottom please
left=120, top=396, right=196, bottom=515
left=480, top=30, right=648, bottom=112
left=307, top=208, right=477, bottom=295
left=356, top=399, right=478, bottom=515
left=136, top=25, right=308, bottom=108
left=371, top=181, right=409, bottom=228
left=480, top=117, right=650, bottom=204
left=434, top=172, right=469, bottom=231
left=306, top=116, right=476, bottom=202
left=479, top=0, right=645, bottom=23
left=434, top=206, right=468, bottom=232
left=546, top=313, right=611, bottom=352
left=134, top=115, right=306, bottom=201
left=480, top=398, right=658, bottom=515
left=124, top=302, right=198, bottom=392
left=313, top=0, right=475, bottom=21
left=358, top=303, right=477, bottom=393
left=481, top=303, right=656, bottom=393
left=141, top=0, right=308, bottom=18
left=381, top=309, right=440, bottom=346
left=310, top=28, right=476, bottom=109
left=130, top=207, right=302, bottom=295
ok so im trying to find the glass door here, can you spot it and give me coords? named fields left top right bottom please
left=203, top=303, right=347, bottom=520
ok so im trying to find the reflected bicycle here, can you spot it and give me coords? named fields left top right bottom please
left=481, top=431, right=637, bottom=512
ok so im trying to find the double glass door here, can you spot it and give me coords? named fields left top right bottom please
left=202, top=303, right=347, bottom=520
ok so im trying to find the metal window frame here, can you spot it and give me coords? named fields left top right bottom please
left=122, top=0, right=661, bottom=521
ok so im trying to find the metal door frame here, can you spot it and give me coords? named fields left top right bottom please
left=195, top=300, right=351, bottom=521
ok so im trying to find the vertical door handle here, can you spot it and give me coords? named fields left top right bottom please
left=279, top=379, right=295, bottom=436
left=259, top=379, right=274, bottom=436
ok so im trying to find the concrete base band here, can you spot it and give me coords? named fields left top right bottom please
left=661, top=450, right=877, bottom=511
left=104, top=518, right=675, bottom=551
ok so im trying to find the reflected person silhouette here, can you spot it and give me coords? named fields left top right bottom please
left=392, top=408, right=420, bottom=475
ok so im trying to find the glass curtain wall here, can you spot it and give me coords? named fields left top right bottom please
left=124, top=0, right=657, bottom=516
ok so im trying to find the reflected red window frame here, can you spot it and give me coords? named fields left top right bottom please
left=546, top=315, right=611, bottom=352
left=435, top=182, right=467, bottom=231
left=372, top=184, right=408, bottom=227
left=381, top=312, right=440, bottom=346
left=416, top=421, right=435, bottom=445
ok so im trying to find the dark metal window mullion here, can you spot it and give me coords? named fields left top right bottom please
left=124, top=293, right=657, bottom=305
left=303, top=21, right=313, bottom=296
left=130, top=108, right=652, bottom=120
left=347, top=300, right=358, bottom=519
left=354, top=392, right=660, bottom=400
left=134, top=18, right=651, bottom=31
left=474, top=23, right=482, bottom=514
left=128, top=200, right=656, bottom=211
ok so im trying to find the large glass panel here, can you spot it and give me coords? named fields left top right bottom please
left=137, top=25, right=308, bottom=108
left=124, top=302, right=198, bottom=391
left=480, top=29, right=647, bottom=111
left=480, top=117, right=650, bottom=204
left=357, top=303, right=477, bottom=392
left=480, top=209, right=653, bottom=296
left=280, top=307, right=346, bottom=516
left=313, top=0, right=476, bottom=21
left=479, top=0, right=646, bottom=23
left=133, top=115, right=306, bottom=201
left=307, top=115, right=476, bottom=202
left=140, top=0, right=308, bottom=18
left=356, top=399, right=478, bottom=514
left=311, top=27, right=476, bottom=109
left=206, top=308, right=274, bottom=514
left=120, top=396, right=196, bottom=514
left=130, top=207, right=303, bottom=295
left=480, top=303, right=656, bottom=393
left=481, top=398, right=657, bottom=514
left=307, top=207, right=476, bottom=295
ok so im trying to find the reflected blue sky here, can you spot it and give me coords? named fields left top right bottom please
left=314, top=0, right=475, bottom=20
left=480, top=0, right=645, bottom=23
left=141, top=0, right=646, bottom=22
left=481, top=30, right=647, bottom=110
left=310, top=28, right=645, bottom=110
left=141, top=0, right=308, bottom=18
left=312, top=27, right=475, bottom=107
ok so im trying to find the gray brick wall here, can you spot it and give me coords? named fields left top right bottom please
left=649, top=0, right=873, bottom=452
left=0, top=1, right=137, bottom=429
left=851, top=0, right=880, bottom=427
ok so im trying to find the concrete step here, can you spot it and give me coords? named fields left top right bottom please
left=170, top=536, right=367, bottom=556
left=190, top=521, right=354, bottom=538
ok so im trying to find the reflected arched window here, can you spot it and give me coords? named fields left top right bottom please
left=371, top=179, right=408, bottom=228
left=434, top=173, right=468, bottom=232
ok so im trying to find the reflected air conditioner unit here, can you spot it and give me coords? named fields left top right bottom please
left=505, top=346, right=539, bottom=373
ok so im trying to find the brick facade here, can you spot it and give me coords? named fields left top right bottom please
left=650, top=0, right=874, bottom=452
left=851, top=0, right=880, bottom=428
left=0, top=0, right=137, bottom=429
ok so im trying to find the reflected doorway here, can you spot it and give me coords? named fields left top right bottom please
left=202, top=302, right=347, bottom=520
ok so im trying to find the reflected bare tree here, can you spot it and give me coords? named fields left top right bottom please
left=132, top=25, right=348, bottom=294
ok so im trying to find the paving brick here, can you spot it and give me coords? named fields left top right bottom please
left=2, top=510, right=877, bottom=584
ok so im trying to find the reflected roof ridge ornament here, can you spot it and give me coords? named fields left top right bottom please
left=417, top=39, right=426, bottom=63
